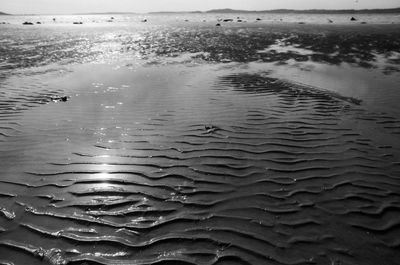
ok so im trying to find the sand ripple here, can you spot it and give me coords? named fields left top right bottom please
left=1, top=64, right=400, bottom=265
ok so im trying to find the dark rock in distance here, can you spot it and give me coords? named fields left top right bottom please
left=36, top=22, right=41, bottom=24
left=350, top=17, right=357, bottom=21
left=73, top=22, right=83, bottom=24
left=223, top=19, right=233, bottom=22
left=142, top=19, right=147, bottom=22
left=215, top=23, right=221, bottom=26
left=256, top=18, right=262, bottom=21
left=22, top=22, right=34, bottom=25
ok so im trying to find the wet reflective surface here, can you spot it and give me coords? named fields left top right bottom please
left=1, top=15, right=400, bottom=265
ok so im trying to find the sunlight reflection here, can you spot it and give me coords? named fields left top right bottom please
left=89, top=171, right=123, bottom=192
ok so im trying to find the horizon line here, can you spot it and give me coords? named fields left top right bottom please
left=2, top=6, right=400, bottom=16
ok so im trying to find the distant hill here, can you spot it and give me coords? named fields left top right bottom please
left=206, top=8, right=400, bottom=14
left=0, top=11, right=11, bottom=15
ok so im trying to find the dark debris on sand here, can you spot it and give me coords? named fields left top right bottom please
left=204, top=124, right=220, bottom=133
left=50, top=96, right=69, bottom=102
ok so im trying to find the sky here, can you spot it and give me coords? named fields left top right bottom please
left=1, top=0, right=399, bottom=14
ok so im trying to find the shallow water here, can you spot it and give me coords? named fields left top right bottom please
left=1, top=15, right=400, bottom=265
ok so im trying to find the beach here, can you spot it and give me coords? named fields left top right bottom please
left=1, top=14, right=400, bottom=265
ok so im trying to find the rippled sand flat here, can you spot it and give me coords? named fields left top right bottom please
left=1, top=20, right=400, bottom=265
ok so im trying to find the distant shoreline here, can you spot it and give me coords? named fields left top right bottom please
left=201, top=7, right=400, bottom=14
left=2, top=7, right=400, bottom=16
left=150, top=7, right=400, bottom=15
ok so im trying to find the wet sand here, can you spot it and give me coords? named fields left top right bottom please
left=1, top=22, right=400, bottom=265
